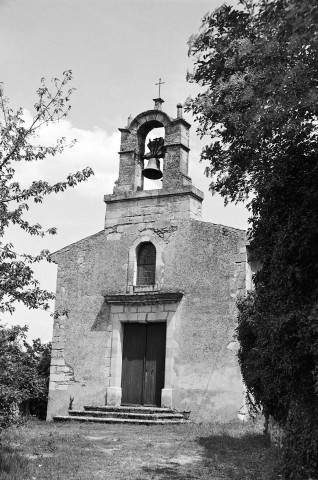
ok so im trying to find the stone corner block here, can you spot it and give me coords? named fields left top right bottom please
left=161, top=388, right=173, bottom=408
left=106, top=386, right=122, bottom=406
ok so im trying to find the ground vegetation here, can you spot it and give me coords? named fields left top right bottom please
left=0, top=420, right=280, bottom=479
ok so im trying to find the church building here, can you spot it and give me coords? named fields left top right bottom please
left=47, top=95, right=247, bottom=423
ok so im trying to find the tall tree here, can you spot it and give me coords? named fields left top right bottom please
left=0, top=72, right=93, bottom=426
left=187, top=1, right=318, bottom=478
left=0, top=71, right=93, bottom=314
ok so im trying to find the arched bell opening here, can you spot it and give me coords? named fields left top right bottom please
left=142, top=126, right=165, bottom=191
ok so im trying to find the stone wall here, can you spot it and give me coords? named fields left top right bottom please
left=47, top=219, right=246, bottom=421
left=104, top=187, right=203, bottom=229
left=115, top=107, right=192, bottom=194
left=47, top=102, right=247, bottom=422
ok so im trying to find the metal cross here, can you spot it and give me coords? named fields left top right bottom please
left=155, top=78, right=165, bottom=97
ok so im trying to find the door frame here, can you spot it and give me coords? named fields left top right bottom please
left=105, top=297, right=181, bottom=409
left=121, top=322, right=166, bottom=407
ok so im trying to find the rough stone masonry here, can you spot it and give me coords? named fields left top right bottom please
left=47, top=97, right=249, bottom=422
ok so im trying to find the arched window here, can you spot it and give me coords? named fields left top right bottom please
left=137, top=242, right=156, bottom=285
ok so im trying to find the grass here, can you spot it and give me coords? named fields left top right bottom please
left=0, top=419, right=281, bottom=479
left=0, top=441, right=29, bottom=480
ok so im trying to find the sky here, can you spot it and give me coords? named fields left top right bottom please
left=0, top=0, right=249, bottom=342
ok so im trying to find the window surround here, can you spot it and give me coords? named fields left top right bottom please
left=136, top=241, right=156, bottom=286
left=126, top=232, right=165, bottom=294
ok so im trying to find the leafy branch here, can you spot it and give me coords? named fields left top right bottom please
left=0, top=71, right=94, bottom=313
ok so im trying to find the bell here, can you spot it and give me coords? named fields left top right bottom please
left=142, top=157, right=163, bottom=180
left=142, top=137, right=164, bottom=180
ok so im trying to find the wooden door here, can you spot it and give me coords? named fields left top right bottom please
left=121, top=323, right=166, bottom=406
left=121, top=323, right=146, bottom=405
left=143, top=323, right=166, bottom=406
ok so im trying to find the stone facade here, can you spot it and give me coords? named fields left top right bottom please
left=47, top=99, right=247, bottom=422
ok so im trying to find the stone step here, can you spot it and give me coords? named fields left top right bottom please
left=69, top=409, right=184, bottom=420
left=53, top=415, right=187, bottom=425
left=83, top=405, right=174, bottom=414
left=53, top=404, right=190, bottom=425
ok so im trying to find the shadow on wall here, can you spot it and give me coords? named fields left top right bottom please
left=91, top=301, right=111, bottom=331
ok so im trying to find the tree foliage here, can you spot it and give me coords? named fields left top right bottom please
left=0, top=70, right=93, bottom=314
left=187, top=0, right=318, bottom=202
left=187, top=1, right=318, bottom=478
left=0, top=324, right=51, bottom=429
left=0, top=72, right=93, bottom=429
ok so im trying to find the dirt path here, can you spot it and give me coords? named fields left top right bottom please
left=1, top=420, right=280, bottom=479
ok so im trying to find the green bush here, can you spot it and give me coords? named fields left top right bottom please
left=282, top=401, right=318, bottom=479
left=0, top=325, right=51, bottom=429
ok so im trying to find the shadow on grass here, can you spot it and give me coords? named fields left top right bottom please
left=140, top=432, right=280, bottom=480
left=141, top=466, right=195, bottom=480
left=198, top=431, right=271, bottom=456
left=197, top=432, right=280, bottom=479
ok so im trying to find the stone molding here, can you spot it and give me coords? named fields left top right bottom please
left=104, top=185, right=204, bottom=204
left=102, top=291, right=183, bottom=305
left=126, top=108, right=191, bottom=131
left=128, top=109, right=172, bottom=131
left=117, top=149, right=135, bottom=154
left=165, top=142, right=190, bottom=152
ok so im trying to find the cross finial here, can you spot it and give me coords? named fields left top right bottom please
left=155, top=78, right=165, bottom=97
